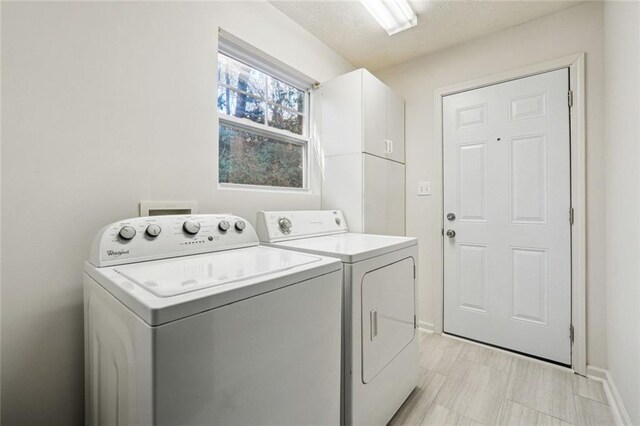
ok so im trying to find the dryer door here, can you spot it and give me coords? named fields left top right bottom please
left=361, top=256, right=415, bottom=383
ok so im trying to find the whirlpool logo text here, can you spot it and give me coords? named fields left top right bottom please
left=106, top=249, right=130, bottom=257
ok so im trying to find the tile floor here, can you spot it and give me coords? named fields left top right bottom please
left=389, top=332, right=615, bottom=426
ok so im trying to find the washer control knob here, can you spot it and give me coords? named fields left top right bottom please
left=145, top=224, right=162, bottom=238
left=235, top=220, right=246, bottom=232
left=183, top=220, right=201, bottom=235
left=278, top=217, right=292, bottom=234
left=118, top=226, right=136, bottom=240
left=335, top=217, right=342, bottom=225
left=218, top=220, right=230, bottom=232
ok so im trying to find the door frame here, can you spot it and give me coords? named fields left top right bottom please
left=432, top=53, right=586, bottom=375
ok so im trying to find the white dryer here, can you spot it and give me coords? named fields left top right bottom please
left=256, top=210, right=419, bottom=426
left=84, top=214, right=343, bottom=426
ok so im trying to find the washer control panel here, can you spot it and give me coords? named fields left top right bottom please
left=90, top=214, right=258, bottom=267
left=256, top=210, right=348, bottom=243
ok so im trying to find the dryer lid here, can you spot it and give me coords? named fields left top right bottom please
left=114, top=246, right=322, bottom=297
left=271, top=233, right=417, bottom=263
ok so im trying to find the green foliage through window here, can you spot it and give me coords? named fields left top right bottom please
left=218, top=124, right=303, bottom=188
left=217, top=52, right=307, bottom=188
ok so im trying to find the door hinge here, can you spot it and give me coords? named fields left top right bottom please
left=441, top=228, right=444, bottom=236
left=570, top=324, right=575, bottom=343
left=568, top=90, right=574, bottom=108
left=413, top=265, right=416, bottom=279
left=569, top=207, right=575, bottom=225
left=414, top=315, right=417, bottom=329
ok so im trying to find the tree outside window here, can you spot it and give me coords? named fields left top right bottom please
left=217, top=53, right=309, bottom=189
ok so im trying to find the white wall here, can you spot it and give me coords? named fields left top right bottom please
left=0, top=2, right=352, bottom=424
left=604, top=1, right=640, bottom=424
left=0, top=2, right=3, bottom=419
left=375, top=2, right=607, bottom=368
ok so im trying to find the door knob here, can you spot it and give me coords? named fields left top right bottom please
left=446, top=229, right=456, bottom=238
left=447, top=213, right=456, bottom=221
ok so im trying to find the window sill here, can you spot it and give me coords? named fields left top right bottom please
left=217, top=182, right=313, bottom=195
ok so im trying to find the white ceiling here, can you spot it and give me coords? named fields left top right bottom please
left=271, top=0, right=583, bottom=70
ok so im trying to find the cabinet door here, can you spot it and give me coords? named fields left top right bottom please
left=322, top=153, right=364, bottom=233
left=364, top=155, right=405, bottom=236
left=386, top=89, right=405, bottom=164
left=321, top=70, right=364, bottom=157
left=363, top=154, right=389, bottom=235
left=386, top=160, right=406, bottom=236
left=362, top=71, right=388, bottom=158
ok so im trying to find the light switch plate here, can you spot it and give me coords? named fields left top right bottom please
left=417, top=181, right=431, bottom=196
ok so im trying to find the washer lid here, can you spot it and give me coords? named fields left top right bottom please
left=114, top=246, right=321, bottom=297
left=272, top=233, right=417, bottom=263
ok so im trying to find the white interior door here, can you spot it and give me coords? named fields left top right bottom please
left=443, top=69, right=571, bottom=364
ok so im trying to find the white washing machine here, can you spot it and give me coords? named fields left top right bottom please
left=84, top=214, right=343, bottom=426
left=256, top=210, right=419, bottom=426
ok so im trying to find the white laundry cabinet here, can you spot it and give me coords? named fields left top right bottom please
left=321, top=68, right=406, bottom=236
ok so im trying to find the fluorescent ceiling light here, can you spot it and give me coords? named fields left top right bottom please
left=361, top=0, right=417, bottom=36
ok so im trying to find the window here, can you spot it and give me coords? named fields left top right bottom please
left=217, top=46, right=310, bottom=190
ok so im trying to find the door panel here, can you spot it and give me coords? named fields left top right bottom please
left=458, top=142, right=488, bottom=222
left=510, top=247, right=548, bottom=325
left=361, top=257, right=415, bottom=384
left=456, top=103, right=488, bottom=129
left=443, top=69, right=571, bottom=364
left=457, top=243, right=488, bottom=313
left=362, top=71, right=388, bottom=158
left=510, top=134, right=548, bottom=223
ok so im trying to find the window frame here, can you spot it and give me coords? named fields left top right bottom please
left=217, top=31, right=313, bottom=192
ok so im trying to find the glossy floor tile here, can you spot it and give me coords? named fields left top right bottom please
left=388, top=332, right=615, bottom=426
left=435, top=358, right=509, bottom=425
left=574, top=395, right=614, bottom=426
left=572, top=375, right=608, bottom=404
left=389, top=368, right=447, bottom=426
left=420, top=404, right=482, bottom=426
left=497, top=400, right=573, bottom=426
left=419, top=332, right=465, bottom=375
left=506, top=357, right=576, bottom=423
left=457, top=341, right=514, bottom=374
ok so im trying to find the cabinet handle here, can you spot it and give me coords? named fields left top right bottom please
left=388, top=140, right=393, bottom=154
left=384, top=139, right=392, bottom=154
left=370, top=309, right=378, bottom=340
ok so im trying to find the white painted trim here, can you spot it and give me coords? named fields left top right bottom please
left=218, top=28, right=316, bottom=91
left=433, top=53, right=587, bottom=375
left=587, top=366, right=632, bottom=426
left=586, top=365, right=608, bottom=381
left=219, top=115, right=310, bottom=146
left=418, top=320, right=434, bottom=333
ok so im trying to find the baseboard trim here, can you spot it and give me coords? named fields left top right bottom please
left=586, top=365, right=632, bottom=426
left=418, top=321, right=434, bottom=333
left=586, top=365, right=608, bottom=380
